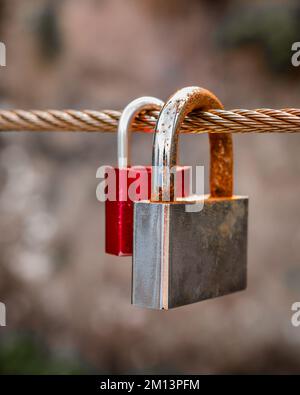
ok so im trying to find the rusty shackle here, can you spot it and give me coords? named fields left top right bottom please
left=151, top=86, right=233, bottom=201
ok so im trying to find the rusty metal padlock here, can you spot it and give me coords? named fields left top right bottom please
left=105, top=97, right=191, bottom=256
left=132, top=86, right=248, bottom=309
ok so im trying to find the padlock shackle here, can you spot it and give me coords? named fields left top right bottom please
left=118, top=97, right=164, bottom=168
left=151, top=86, right=233, bottom=201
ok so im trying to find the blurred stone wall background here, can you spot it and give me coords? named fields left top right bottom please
left=0, top=0, right=300, bottom=374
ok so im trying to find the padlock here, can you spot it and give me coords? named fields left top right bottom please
left=105, top=96, right=191, bottom=256
left=132, top=86, right=248, bottom=309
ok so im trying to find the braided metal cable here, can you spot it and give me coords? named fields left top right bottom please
left=0, top=108, right=300, bottom=134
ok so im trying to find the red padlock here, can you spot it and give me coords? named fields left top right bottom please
left=105, top=97, right=191, bottom=256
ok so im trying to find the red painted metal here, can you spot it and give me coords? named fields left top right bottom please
left=105, top=166, right=190, bottom=256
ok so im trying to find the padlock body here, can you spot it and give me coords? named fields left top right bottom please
left=132, top=196, right=248, bottom=309
left=105, top=166, right=191, bottom=256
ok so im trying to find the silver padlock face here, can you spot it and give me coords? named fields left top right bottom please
left=132, top=196, right=248, bottom=310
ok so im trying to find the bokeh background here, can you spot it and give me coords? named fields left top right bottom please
left=0, top=0, right=300, bottom=374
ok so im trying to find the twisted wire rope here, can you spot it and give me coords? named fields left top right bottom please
left=0, top=108, right=300, bottom=134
